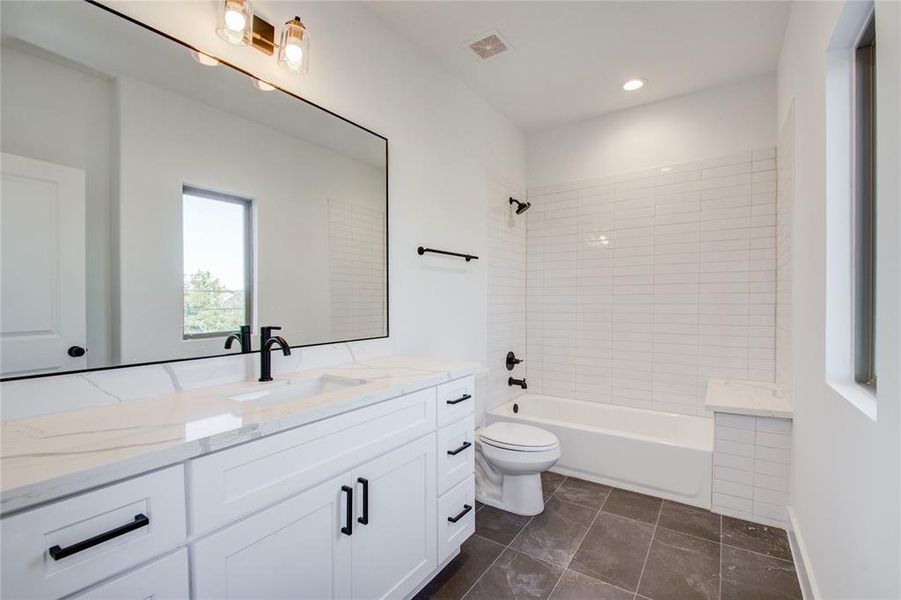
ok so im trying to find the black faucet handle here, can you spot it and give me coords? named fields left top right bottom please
left=260, top=325, right=282, bottom=341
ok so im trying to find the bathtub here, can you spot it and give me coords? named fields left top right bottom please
left=488, top=394, right=714, bottom=509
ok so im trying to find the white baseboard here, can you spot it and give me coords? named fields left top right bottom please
left=786, top=505, right=820, bottom=599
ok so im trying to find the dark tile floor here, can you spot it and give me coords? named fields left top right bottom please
left=416, top=472, right=802, bottom=600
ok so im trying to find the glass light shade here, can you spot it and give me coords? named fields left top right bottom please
left=216, top=0, right=253, bottom=46
left=277, top=17, right=309, bottom=74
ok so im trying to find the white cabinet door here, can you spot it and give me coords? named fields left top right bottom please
left=351, top=434, right=436, bottom=600
left=0, top=152, right=86, bottom=376
left=73, top=550, right=189, bottom=600
left=193, top=472, right=352, bottom=600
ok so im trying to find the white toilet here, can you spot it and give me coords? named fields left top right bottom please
left=475, top=422, right=561, bottom=516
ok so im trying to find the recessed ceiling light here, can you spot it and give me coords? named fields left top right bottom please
left=253, top=79, right=276, bottom=91
left=190, top=49, right=220, bottom=67
left=661, top=167, right=673, bottom=172
left=623, top=78, right=646, bottom=91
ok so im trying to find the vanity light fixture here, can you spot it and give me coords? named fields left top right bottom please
left=277, top=17, right=309, bottom=74
left=216, top=0, right=253, bottom=46
left=622, top=78, right=646, bottom=91
left=253, top=79, right=275, bottom=91
left=212, top=1, right=310, bottom=76
left=190, top=50, right=220, bottom=67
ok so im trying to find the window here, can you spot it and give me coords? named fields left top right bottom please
left=182, top=186, right=253, bottom=339
left=853, top=17, right=876, bottom=388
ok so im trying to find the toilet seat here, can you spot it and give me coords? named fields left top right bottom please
left=479, top=422, right=559, bottom=452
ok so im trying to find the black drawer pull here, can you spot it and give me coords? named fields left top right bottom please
left=48, top=514, right=149, bottom=561
left=357, top=477, right=369, bottom=525
left=448, top=504, right=472, bottom=523
left=341, top=485, right=353, bottom=536
left=447, top=441, right=472, bottom=456
left=446, top=394, right=471, bottom=405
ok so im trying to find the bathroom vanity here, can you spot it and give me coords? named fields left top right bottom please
left=1, top=358, right=476, bottom=599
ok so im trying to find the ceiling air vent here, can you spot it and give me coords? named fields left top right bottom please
left=467, top=31, right=510, bottom=60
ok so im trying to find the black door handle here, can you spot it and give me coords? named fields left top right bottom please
left=357, top=477, right=369, bottom=525
left=447, top=441, right=472, bottom=456
left=67, top=346, right=86, bottom=358
left=48, top=514, right=149, bottom=560
left=446, top=394, right=471, bottom=405
left=341, top=485, right=353, bottom=536
left=448, top=504, right=472, bottom=523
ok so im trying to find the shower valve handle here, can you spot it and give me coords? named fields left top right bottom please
left=506, top=351, right=523, bottom=371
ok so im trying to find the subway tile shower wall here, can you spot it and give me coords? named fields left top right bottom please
left=526, top=149, right=778, bottom=416
left=486, top=179, right=528, bottom=417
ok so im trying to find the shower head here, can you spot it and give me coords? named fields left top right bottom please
left=509, top=197, right=531, bottom=215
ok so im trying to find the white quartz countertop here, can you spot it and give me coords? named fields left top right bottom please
left=0, top=356, right=473, bottom=515
left=705, top=378, right=793, bottom=419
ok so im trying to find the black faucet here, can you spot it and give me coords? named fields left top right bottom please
left=224, top=325, right=252, bottom=353
left=259, top=326, right=291, bottom=382
left=508, top=377, right=527, bottom=389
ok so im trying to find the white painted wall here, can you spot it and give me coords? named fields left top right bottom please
left=115, top=77, right=383, bottom=363
left=777, top=1, right=900, bottom=597
left=527, top=76, right=776, bottom=187
left=104, top=0, right=527, bottom=367
left=0, top=46, right=114, bottom=368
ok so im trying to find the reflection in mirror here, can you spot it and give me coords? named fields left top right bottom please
left=0, top=1, right=387, bottom=379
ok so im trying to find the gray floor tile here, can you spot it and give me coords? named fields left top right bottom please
left=657, top=501, right=721, bottom=542
left=568, top=511, right=654, bottom=592
left=549, top=570, right=634, bottom=600
left=601, top=488, right=663, bottom=525
left=553, top=478, right=612, bottom=510
left=542, top=471, right=567, bottom=499
left=637, top=528, right=720, bottom=600
left=476, top=505, right=533, bottom=546
left=415, top=534, right=504, bottom=600
left=721, top=516, right=792, bottom=561
left=463, top=548, right=563, bottom=600
left=721, top=546, right=802, bottom=600
left=510, top=497, right=597, bottom=567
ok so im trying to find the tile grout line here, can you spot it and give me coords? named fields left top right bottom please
left=632, top=499, right=664, bottom=597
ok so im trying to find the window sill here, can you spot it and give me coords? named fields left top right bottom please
left=826, top=378, right=877, bottom=422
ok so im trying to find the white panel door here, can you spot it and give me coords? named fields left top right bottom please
left=193, top=471, right=353, bottom=600
left=351, top=434, right=437, bottom=600
left=1, top=152, right=86, bottom=376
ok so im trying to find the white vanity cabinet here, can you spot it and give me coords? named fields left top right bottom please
left=0, top=374, right=475, bottom=600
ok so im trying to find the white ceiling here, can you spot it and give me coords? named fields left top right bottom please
left=366, top=1, right=791, bottom=133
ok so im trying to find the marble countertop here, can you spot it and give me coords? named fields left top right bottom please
left=705, top=378, right=793, bottom=419
left=0, top=355, right=473, bottom=515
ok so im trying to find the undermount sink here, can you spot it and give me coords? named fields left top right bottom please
left=228, top=375, right=369, bottom=405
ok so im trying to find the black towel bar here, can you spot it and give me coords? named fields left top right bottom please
left=417, top=246, right=479, bottom=262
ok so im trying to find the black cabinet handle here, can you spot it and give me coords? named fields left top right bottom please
left=448, top=504, right=472, bottom=523
left=357, top=477, right=369, bottom=525
left=446, top=394, right=471, bottom=405
left=447, top=441, right=472, bottom=456
left=341, top=485, right=353, bottom=536
left=48, top=514, right=149, bottom=560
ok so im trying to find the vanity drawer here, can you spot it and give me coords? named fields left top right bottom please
left=436, top=376, right=475, bottom=427
left=437, top=475, right=475, bottom=564
left=189, top=387, right=436, bottom=534
left=71, top=549, right=189, bottom=599
left=437, top=415, right=475, bottom=494
left=0, top=466, right=186, bottom=600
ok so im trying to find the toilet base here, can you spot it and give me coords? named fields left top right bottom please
left=475, top=451, right=549, bottom=516
left=476, top=473, right=546, bottom=516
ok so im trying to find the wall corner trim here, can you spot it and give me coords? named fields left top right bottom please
left=786, top=504, right=820, bottom=600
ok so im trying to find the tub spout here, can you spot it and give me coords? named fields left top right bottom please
left=508, top=377, right=527, bottom=389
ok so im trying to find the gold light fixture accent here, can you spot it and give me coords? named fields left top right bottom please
left=210, top=2, right=310, bottom=77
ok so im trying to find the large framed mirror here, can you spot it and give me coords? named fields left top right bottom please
left=0, top=1, right=388, bottom=380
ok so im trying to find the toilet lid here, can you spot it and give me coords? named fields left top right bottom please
left=480, top=422, right=558, bottom=451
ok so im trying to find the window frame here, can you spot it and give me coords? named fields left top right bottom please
left=181, top=185, right=254, bottom=340
left=852, top=16, right=877, bottom=388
